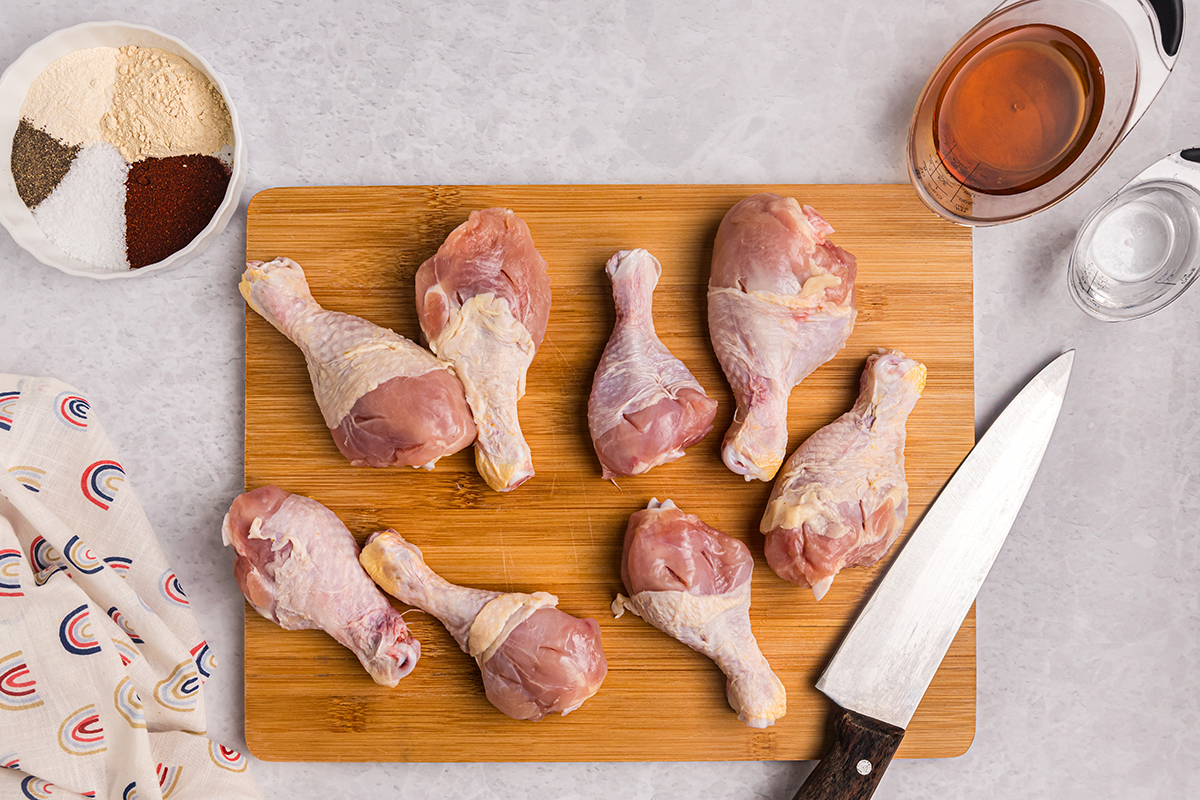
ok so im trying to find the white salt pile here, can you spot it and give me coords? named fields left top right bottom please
left=32, top=142, right=130, bottom=272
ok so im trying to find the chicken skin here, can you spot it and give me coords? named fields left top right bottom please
left=708, top=194, right=857, bottom=482
left=588, top=249, right=717, bottom=479
left=241, top=257, right=475, bottom=469
left=222, top=486, right=420, bottom=686
left=762, top=350, right=926, bottom=600
left=360, top=530, right=607, bottom=721
left=613, top=499, right=786, bottom=728
left=415, top=209, right=552, bottom=492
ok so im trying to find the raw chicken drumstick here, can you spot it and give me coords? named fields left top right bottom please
left=222, top=486, right=420, bottom=687
left=360, top=530, right=607, bottom=721
left=241, top=257, right=475, bottom=469
left=708, top=193, right=857, bottom=482
left=613, top=499, right=786, bottom=728
left=415, top=208, right=551, bottom=492
left=762, top=349, right=926, bottom=600
left=588, top=249, right=718, bottom=478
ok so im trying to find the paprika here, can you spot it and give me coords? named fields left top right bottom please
left=125, top=155, right=231, bottom=269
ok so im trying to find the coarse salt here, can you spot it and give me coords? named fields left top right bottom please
left=32, top=142, right=130, bottom=272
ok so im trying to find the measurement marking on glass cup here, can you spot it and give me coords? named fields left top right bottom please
left=954, top=159, right=982, bottom=203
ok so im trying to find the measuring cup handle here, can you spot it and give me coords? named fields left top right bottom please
left=1147, top=0, right=1184, bottom=57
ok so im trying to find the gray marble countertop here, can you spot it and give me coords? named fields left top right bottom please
left=3, top=1, right=1198, bottom=797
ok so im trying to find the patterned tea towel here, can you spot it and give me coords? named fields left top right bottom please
left=0, top=376, right=262, bottom=800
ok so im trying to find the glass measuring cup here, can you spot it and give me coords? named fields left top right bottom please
left=1067, top=149, right=1200, bottom=321
left=908, top=0, right=1183, bottom=226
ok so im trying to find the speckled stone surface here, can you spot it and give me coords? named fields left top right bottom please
left=2, top=2, right=1198, bottom=797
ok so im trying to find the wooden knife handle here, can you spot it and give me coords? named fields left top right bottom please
left=791, top=706, right=906, bottom=800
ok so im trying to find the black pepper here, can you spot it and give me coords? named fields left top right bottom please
left=11, top=119, right=79, bottom=210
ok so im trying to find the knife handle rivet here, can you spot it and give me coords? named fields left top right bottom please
left=856, top=759, right=872, bottom=776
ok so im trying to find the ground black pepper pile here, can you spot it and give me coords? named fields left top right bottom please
left=11, top=119, right=79, bottom=209
left=125, top=155, right=232, bottom=269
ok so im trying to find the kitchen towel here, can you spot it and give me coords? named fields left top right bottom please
left=0, top=375, right=262, bottom=800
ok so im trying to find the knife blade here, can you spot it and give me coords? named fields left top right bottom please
left=793, top=349, right=1074, bottom=800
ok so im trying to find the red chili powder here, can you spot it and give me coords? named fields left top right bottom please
left=125, top=155, right=231, bottom=269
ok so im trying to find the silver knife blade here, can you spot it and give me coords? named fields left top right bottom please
left=815, top=349, right=1074, bottom=729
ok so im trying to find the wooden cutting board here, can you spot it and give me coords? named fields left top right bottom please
left=243, top=184, right=974, bottom=763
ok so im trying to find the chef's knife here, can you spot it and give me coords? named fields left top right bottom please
left=793, top=349, right=1075, bottom=800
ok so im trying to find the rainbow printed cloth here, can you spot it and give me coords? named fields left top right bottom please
left=0, top=376, right=262, bottom=800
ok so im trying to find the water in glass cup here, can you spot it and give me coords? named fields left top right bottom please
left=1068, top=180, right=1200, bottom=321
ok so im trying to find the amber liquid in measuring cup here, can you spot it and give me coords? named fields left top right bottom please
left=933, top=24, right=1105, bottom=196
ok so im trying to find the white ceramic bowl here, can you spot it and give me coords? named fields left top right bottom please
left=0, top=21, right=246, bottom=280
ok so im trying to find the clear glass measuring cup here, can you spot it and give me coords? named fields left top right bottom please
left=907, top=0, right=1183, bottom=226
left=1067, top=149, right=1200, bottom=321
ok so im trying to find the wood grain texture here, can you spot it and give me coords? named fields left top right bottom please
left=792, top=708, right=906, bottom=800
left=243, top=184, right=975, bottom=763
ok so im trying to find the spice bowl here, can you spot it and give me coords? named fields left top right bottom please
left=0, top=21, right=246, bottom=280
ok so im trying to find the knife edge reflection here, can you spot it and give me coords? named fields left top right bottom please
left=816, top=350, right=1073, bottom=730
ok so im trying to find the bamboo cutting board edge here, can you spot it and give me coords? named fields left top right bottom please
left=243, top=183, right=975, bottom=763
